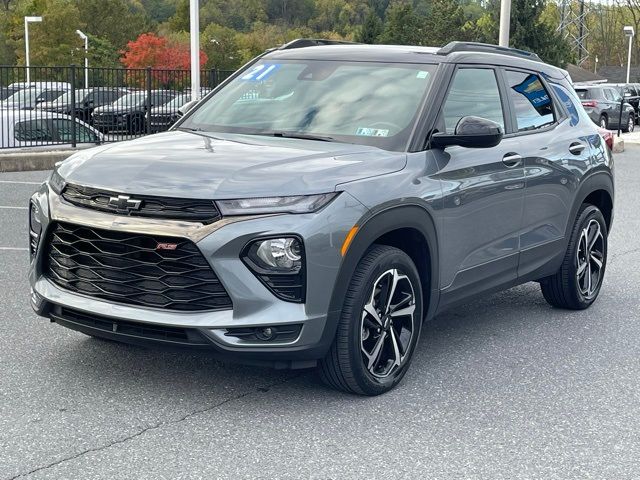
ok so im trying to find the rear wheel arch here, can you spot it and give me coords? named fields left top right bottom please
left=324, top=204, right=440, bottom=348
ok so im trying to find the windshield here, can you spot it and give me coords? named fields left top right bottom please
left=112, top=92, right=145, bottom=107
left=2, top=88, right=40, bottom=106
left=52, top=89, right=90, bottom=104
left=182, top=60, right=437, bottom=151
left=166, top=95, right=190, bottom=108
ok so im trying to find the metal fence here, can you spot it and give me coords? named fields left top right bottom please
left=0, top=65, right=234, bottom=150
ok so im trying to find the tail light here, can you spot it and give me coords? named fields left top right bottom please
left=597, top=126, right=613, bottom=151
left=581, top=100, right=598, bottom=108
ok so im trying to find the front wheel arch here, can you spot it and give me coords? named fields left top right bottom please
left=321, top=204, right=440, bottom=358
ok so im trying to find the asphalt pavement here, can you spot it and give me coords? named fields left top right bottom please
left=1, top=147, right=640, bottom=479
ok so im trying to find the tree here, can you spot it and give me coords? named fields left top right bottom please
left=378, top=2, right=424, bottom=45
left=356, top=10, right=382, bottom=44
left=120, top=32, right=207, bottom=70
left=422, top=0, right=467, bottom=46
left=77, top=0, right=150, bottom=51
left=202, top=23, right=241, bottom=70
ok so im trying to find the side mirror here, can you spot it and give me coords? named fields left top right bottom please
left=431, top=116, right=503, bottom=149
left=178, top=100, right=198, bottom=116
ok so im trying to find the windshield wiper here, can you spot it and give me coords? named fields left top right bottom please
left=176, top=126, right=204, bottom=132
left=259, top=131, right=335, bottom=142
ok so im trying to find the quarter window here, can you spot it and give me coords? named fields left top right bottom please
left=441, top=68, right=505, bottom=134
left=505, top=71, right=555, bottom=131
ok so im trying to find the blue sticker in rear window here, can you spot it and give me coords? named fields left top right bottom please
left=240, top=64, right=281, bottom=82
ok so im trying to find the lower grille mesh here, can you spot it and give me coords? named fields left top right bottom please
left=45, top=222, right=233, bottom=312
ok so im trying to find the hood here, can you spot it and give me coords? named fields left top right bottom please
left=58, top=131, right=406, bottom=199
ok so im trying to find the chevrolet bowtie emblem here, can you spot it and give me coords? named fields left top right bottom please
left=107, top=195, right=142, bottom=211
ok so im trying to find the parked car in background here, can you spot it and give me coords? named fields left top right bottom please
left=38, top=87, right=128, bottom=124
left=0, top=110, right=102, bottom=148
left=575, top=84, right=635, bottom=132
left=9, top=81, right=71, bottom=90
left=92, top=90, right=175, bottom=134
left=0, top=87, right=69, bottom=110
left=605, top=83, right=640, bottom=123
left=149, top=92, right=190, bottom=131
left=0, top=85, right=21, bottom=100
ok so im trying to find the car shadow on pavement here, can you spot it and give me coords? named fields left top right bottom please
left=50, top=281, right=579, bottom=400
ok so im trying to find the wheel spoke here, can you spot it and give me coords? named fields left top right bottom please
left=363, top=300, right=383, bottom=327
left=390, top=303, right=415, bottom=319
left=577, top=259, right=588, bottom=277
left=363, top=332, right=386, bottom=370
left=587, top=221, right=601, bottom=251
left=586, top=259, right=592, bottom=295
left=389, top=327, right=402, bottom=368
left=383, top=269, right=399, bottom=315
left=590, top=252, right=603, bottom=269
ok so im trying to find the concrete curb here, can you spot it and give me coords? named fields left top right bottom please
left=0, top=150, right=75, bottom=173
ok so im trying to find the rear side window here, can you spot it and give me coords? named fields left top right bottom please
left=441, top=68, right=505, bottom=134
left=14, top=119, right=53, bottom=142
left=505, top=70, right=555, bottom=131
left=575, top=89, right=588, bottom=100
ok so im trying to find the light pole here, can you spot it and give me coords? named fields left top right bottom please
left=24, top=16, right=42, bottom=84
left=498, top=0, right=511, bottom=47
left=624, top=26, right=635, bottom=84
left=190, top=0, right=200, bottom=102
left=76, top=30, right=89, bottom=88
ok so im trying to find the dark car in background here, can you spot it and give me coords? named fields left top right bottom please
left=575, top=84, right=635, bottom=132
left=92, top=90, right=175, bottom=134
left=606, top=83, right=640, bottom=123
left=149, top=92, right=191, bottom=132
left=38, top=87, right=128, bottom=124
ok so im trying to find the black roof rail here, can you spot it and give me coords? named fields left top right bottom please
left=278, top=38, right=359, bottom=50
left=438, top=41, right=541, bottom=61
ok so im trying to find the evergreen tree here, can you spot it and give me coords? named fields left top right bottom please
left=378, top=2, right=423, bottom=45
left=356, top=10, right=382, bottom=44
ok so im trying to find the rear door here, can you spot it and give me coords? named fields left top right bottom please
left=500, top=69, right=592, bottom=279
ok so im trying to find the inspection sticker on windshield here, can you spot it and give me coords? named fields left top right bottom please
left=356, top=127, right=389, bottom=137
left=240, top=64, right=281, bottom=82
left=416, top=70, right=429, bottom=79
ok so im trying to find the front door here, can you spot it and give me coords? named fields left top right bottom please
left=433, top=67, right=525, bottom=306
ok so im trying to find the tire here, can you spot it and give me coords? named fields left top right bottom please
left=128, top=115, right=145, bottom=134
left=599, top=115, right=608, bottom=129
left=318, top=245, right=423, bottom=395
left=623, top=114, right=635, bottom=133
left=540, top=204, right=608, bottom=310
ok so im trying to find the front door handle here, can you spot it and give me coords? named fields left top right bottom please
left=502, top=153, right=522, bottom=168
left=569, top=142, right=586, bottom=155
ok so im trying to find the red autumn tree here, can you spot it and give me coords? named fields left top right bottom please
left=120, top=33, right=168, bottom=69
left=121, top=33, right=207, bottom=70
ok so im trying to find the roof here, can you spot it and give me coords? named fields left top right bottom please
left=264, top=42, right=568, bottom=81
left=566, top=64, right=607, bottom=84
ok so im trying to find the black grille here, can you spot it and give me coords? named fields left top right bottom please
left=45, top=222, right=233, bottom=312
left=51, top=306, right=211, bottom=346
left=62, top=184, right=222, bottom=224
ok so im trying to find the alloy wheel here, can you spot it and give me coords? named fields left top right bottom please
left=360, top=268, right=416, bottom=378
left=576, top=219, right=605, bottom=299
left=629, top=117, right=635, bottom=132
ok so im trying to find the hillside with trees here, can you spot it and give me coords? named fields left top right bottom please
left=0, top=0, right=637, bottom=70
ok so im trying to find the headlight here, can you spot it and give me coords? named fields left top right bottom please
left=242, top=236, right=305, bottom=302
left=48, top=168, right=66, bottom=195
left=217, top=193, right=338, bottom=216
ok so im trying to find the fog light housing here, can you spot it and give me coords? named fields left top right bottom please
left=29, top=201, right=42, bottom=261
left=242, top=236, right=306, bottom=302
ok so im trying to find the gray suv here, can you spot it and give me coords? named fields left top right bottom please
left=575, top=84, right=635, bottom=132
left=29, top=41, right=614, bottom=395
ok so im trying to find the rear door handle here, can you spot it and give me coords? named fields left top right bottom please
left=569, top=142, right=586, bottom=155
left=502, top=153, right=522, bottom=168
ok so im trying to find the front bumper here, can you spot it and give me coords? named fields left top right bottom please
left=29, top=185, right=367, bottom=367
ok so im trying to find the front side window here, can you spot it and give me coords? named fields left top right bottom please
left=441, top=68, right=505, bottom=134
left=51, top=118, right=98, bottom=143
left=505, top=70, right=555, bottom=131
left=183, top=60, right=437, bottom=151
